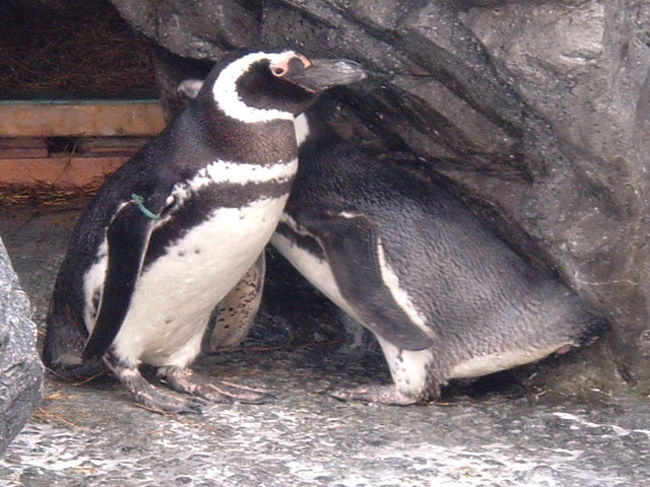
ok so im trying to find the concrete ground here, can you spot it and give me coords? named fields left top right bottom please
left=0, top=204, right=648, bottom=487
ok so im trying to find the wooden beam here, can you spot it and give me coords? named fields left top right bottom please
left=0, top=155, right=125, bottom=189
left=0, top=138, right=48, bottom=158
left=0, top=100, right=166, bottom=137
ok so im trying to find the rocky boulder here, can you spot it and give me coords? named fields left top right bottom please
left=0, top=238, right=43, bottom=454
left=109, top=0, right=650, bottom=393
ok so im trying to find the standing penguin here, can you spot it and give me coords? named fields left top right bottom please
left=271, top=106, right=606, bottom=405
left=42, top=50, right=366, bottom=413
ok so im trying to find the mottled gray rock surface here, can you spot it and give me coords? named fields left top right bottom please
left=0, top=207, right=648, bottom=486
left=110, top=0, right=261, bottom=59
left=108, top=0, right=650, bottom=393
left=0, top=238, right=43, bottom=455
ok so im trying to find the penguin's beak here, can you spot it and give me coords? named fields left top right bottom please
left=281, top=58, right=367, bottom=92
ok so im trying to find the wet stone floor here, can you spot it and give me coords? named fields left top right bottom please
left=0, top=205, right=648, bottom=487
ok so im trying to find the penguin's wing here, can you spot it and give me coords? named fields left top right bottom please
left=81, top=199, right=162, bottom=360
left=204, top=251, right=265, bottom=351
left=297, top=210, right=434, bottom=351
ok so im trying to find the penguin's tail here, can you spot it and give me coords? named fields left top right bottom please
left=43, top=352, right=105, bottom=381
left=42, top=299, right=105, bottom=379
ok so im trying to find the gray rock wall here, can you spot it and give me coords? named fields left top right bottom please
left=0, top=238, right=43, bottom=454
left=110, top=0, right=261, bottom=58
left=109, top=0, right=650, bottom=392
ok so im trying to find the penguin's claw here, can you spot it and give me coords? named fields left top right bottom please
left=158, top=367, right=275, bottom=405
left=135, top=393, right=205, bottom=416
left=207, top=380, right=276, bottom=404
left=328, top=384, right=419, bottom=406
left=124, top=375, right=205, bottom=415
left=105, top=354, right=204, bottom=414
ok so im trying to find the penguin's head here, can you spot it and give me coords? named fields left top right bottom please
left=198, top=49, right=366, bottom=124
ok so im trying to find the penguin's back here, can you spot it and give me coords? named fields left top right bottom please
left=288, top=135, right=595, bottom=348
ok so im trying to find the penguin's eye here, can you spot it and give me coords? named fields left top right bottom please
left=270, top=60, right=290, bottom=79
left=270, top=56, right=310, bottom=79
left=272, top=66, right=287, bottom=77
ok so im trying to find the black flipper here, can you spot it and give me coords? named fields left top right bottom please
left=82, top=203, right=157, bottom=360
left=296, top=210, right=434, bottom=351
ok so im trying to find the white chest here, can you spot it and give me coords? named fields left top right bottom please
left=144, top=196, right=286, bottom=301
left=105, top=195, right=288, bottom=366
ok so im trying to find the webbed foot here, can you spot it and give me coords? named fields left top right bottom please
left=105, top=353, right=204, bottom=414
left=329, top=384, right=419, bottom=406
left=158, top=367, right=275, bottom=405
left=126, top=378, right=205, bottom=415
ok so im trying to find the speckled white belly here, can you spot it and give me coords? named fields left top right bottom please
left=110, top=195, right=288, bottom=367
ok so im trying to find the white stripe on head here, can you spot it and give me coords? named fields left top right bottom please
left=212, top=51, right=298, bottom=124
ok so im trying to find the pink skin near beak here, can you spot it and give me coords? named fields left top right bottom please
left=270, top=54, right=312, bottom=78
